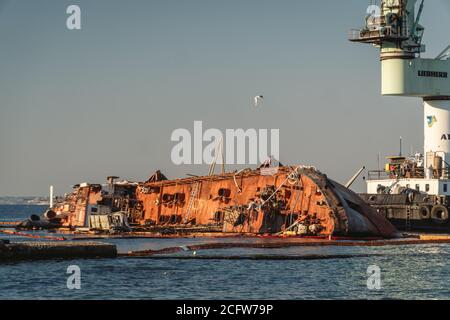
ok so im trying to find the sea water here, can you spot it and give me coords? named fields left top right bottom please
left=0, top=205, right=449, bottom=300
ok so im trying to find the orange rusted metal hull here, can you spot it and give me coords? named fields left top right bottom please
left=136, top=166, right=398, bottom=238
left=53, top=185, right=103, bottom=228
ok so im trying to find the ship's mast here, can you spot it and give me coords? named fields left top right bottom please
left=350, top=0, right=450, bottom=179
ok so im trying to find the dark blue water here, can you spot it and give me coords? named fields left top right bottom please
left=0, top=205, right=45, bottom=221
left=1, top=205, right=450, bottom=300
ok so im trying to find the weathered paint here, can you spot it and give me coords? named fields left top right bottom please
left=136, top=166, right=398, bottom=238
left=54, top=185, right=102, bottom=228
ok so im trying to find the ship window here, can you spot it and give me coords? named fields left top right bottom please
left=444, top=184, right=448, bottom=193
left=284, top=190, right=292, bottom=199
left=415, top=184, right=420, bottom=191
left=218, top=188, right=231, bottom=198
left=152, top=187, right=161, bottom=193
left=214, top=211, right=223, bottom=223
left=425, top=184, right=430, bottom=192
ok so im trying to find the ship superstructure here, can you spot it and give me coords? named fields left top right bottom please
left=351, top=0, right=450, bottom=230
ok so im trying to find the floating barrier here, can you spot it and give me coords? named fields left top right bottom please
left=0, top=221, right=19, bottom=228
left=123, top=254, right=384, bottom=261
left=0, top=229, right=66, bottom=241
left=123, top=237, right=450, bottom=257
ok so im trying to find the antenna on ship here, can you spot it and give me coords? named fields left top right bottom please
left=399, top=136, right=403, bottom=157
left=377, top=152, right=380, bottom=172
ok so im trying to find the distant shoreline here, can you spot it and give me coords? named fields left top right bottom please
left=0, top=197, right=49, bottom=206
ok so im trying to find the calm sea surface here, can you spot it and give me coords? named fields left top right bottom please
left=0, top=205, right=449, bottom=300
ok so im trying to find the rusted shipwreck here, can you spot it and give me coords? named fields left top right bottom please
left=136, top=166, right=397, bottom=237
left=19, top=165, right=398, bottom=238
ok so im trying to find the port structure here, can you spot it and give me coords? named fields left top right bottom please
left=351, top=0, right=450, bottom=197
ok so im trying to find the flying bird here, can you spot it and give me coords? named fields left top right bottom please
left=254, top=95, right=264, bottom=107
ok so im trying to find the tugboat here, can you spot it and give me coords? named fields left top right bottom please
left=360, top=154, right=450, bottom=232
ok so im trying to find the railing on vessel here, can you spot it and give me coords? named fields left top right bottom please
left=367, top=168, right=450, bottom=181
left=349, top=24, right=409, bottom=43
left=348, top=29, right=363, bottom=41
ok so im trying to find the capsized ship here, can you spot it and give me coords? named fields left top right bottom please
left=19, top=165, right=398, bottom=238
left=17, top=177, right=139, bottom=232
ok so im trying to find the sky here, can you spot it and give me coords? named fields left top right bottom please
left=0, top=0, right=449, bottom=196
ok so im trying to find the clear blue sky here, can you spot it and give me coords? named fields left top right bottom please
left=1, top=0, right=449, bottom=196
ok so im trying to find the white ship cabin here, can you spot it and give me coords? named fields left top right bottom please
left=366, top=155, right=450, bottom=196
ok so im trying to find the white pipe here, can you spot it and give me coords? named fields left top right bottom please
left=49, top=185, right=54, bottom=208
left=345, top=167, right=366, bottom=189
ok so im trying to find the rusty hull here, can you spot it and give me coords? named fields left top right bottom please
left=136, top=166, right=398, bottom=238
left=52, top=184, right=102, bottom=228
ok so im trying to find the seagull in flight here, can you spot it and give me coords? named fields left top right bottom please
left=254, top=95, right=264, bottom=107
